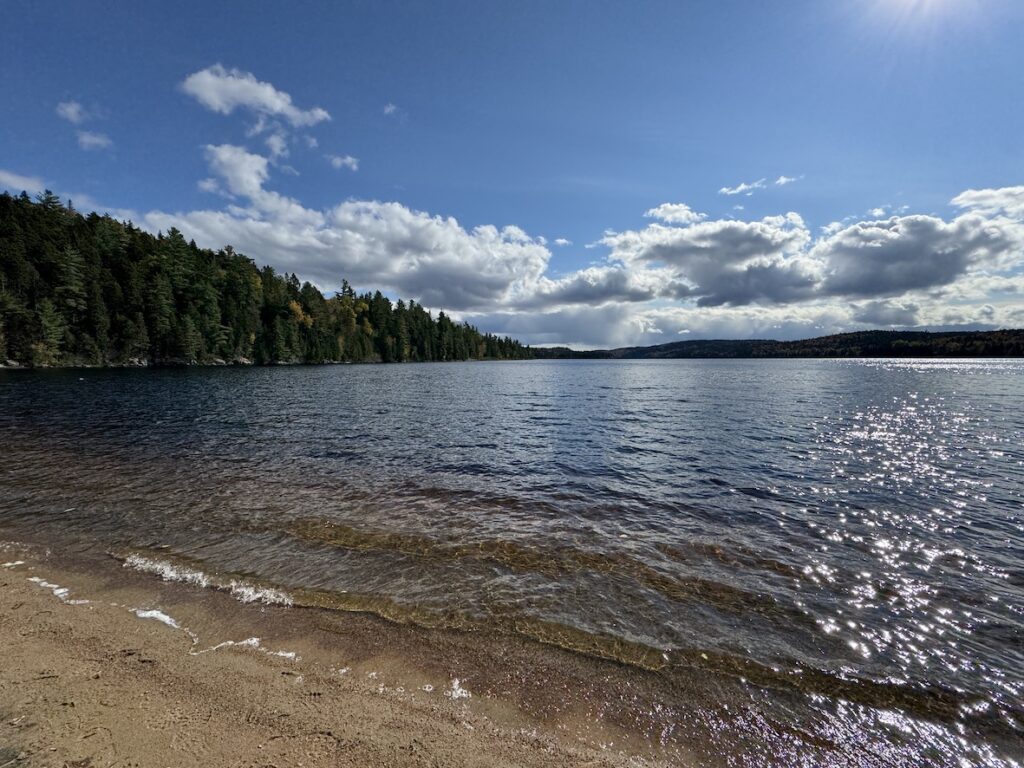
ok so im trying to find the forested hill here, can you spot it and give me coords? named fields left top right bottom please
left=0, top=191, right=529, bottom=367
left=532, top=329, right=1024, bottom=359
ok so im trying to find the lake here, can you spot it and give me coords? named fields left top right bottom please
left=2, top=359, right=1022, bottom=765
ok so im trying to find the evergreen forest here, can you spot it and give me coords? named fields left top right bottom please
left=0, top=191, right=530, bottom=367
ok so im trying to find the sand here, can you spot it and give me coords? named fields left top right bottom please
left=0, top=546, right=672, bottom=768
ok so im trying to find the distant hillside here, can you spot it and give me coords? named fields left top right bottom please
left=532, top=330, right=1024, bottom=359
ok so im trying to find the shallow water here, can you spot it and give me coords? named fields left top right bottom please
left=2, top=359, right=1022, bottom=765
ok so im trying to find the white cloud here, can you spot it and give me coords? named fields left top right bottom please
left=774, top=175, right=798, bottom=186
left=327, top=154, right=359, bottom=171
left=181, top=64, right=330, bottom=128
left=384, top=103, right=398, bottom=115
left=45, top=124, right=1017, bottom=347
left=952, top=185, right=1024, bottom=219
left=850, top=300, right=919, bottom=327
left=56, top=100, right=87, bottom=124
left=718, top=178, right=766, bottom=196
left=643, top=202, right=705, bottom=225
left=304, top=135, right=319, bottom=149
left=0, top=169, right=46, bottom=193
left=77, top=131, right=112, bottom=150
left=602, top=212, right=816, bottom=307
left=554, top=238, right=572, bottom=246
left=513, top=266, right=661, bottom=310
left=815, top=213, right=1024, bottom=297
left=139, top=145, right=551, bottom=311
left=203, top=144, right=321, bottom=226
left=265, top=133, right=289, bottom=159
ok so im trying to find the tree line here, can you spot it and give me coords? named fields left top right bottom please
left=533, top=329, right=1024, bottom=359
left=0, top=191, right=530, bottom=367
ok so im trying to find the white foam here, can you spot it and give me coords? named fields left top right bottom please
left=132, top=608, right=180, bottom=628
left=191, top=636, right=262, bottom=655
left=123, top=554, right=293, bottom=607
left=123, top=554, right=210, bottom=588
left=27, top=576, right=83, bottom=603
left=189, top=636, right=297, bottom=661
left=445, top=678, right=472, bottom=700
left=228, top=580, right=293, bottom=606
left=2, top=560, right=25, bottom=568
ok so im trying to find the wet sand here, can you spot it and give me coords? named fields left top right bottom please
left=0, top=542, right=680, bottom=768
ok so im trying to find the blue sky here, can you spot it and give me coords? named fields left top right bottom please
left=2, top=0, right=1023, bottom=346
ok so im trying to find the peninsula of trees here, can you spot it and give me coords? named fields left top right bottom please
left=0, top=192, right=528, bottom=367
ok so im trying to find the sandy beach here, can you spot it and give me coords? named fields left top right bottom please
left=0, top=543, right=674, bottom=768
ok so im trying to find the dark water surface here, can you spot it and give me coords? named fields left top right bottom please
left=2, top=359, right=1022, bottom=765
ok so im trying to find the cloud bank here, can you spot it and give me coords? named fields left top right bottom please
left=5, top=67, right=1021, bottom=348
left=137, top=141, right=1023, bottom=346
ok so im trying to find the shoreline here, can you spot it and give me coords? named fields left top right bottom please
left=0, top=540, right=681, bottom=767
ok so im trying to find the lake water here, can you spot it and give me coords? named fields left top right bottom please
left=2, top=359, right=1022, bottom=765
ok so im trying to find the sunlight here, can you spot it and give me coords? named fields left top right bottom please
left=860, top=0, right=986, bottom=45
left=871, top=0, right=977, bottom=24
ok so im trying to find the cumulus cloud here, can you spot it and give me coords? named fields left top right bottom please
left=850, top=300, right=919, bottom=326
left=200, top=144, right=320, bottom=226
left=181, top=65, right=330, bottom=128
left=602, top=213, right=816, bottom=307
left=513, top=267, right=660, bottom=310
left=952, top=185, right=1024, bottom=219
left=71, top=121, right=1020, bottom=347
left=816, top=213, right=1023, bottom=297
left=719, top=178, right=766, bottom=196
left=141, top=144, right=550, bottom=311
left=643, top=202, right=705, bottom=225
left=56, top=100, right=87, bottom=124
left=77, top=131, right=112, bottom=150
left=554, top=238, right=572, bottom=246
left=327, top=154, right=359, bottom=171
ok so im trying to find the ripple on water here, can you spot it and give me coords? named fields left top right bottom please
left=1, top=358, right=1022, bottom=765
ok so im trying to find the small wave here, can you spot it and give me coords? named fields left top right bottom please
left=287, top=518, right=792, bottom=619
left=124, top=554, right=211, bottom=587
left=111, top=547, right=1010, bottom=735
left=229, top=580, right=293, bottom=606
left=120, top=553, right=293, bottom=608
